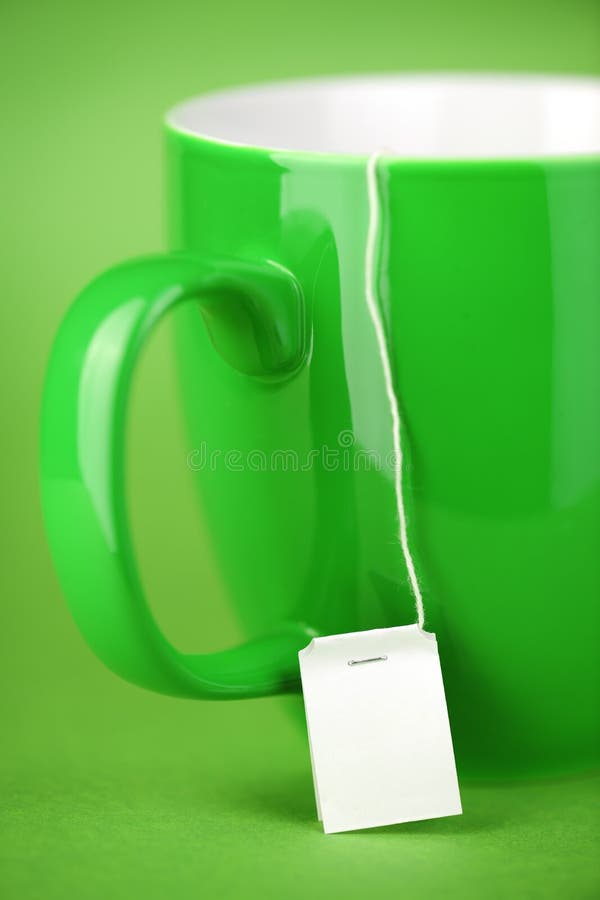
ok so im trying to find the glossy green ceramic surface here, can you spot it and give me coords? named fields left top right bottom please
left=41, top=86, right=600, bottom=778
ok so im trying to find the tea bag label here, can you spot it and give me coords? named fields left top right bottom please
left=299, top=624, right=462, bottom=834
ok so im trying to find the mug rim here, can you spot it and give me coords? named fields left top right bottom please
left=165, top=72, right=600, bottom=166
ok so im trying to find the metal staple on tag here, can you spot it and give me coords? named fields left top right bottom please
left=347, top=655, right=388, bottom=666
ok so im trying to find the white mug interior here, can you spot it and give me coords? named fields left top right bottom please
left=168, top=73, right=600, bottom=159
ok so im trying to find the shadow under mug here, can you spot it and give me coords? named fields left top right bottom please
left=41, top=74, right=600, bottom=778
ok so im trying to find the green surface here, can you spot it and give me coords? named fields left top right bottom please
left=1, top=1, right=600, bottom=898
left=3, top=693, right=600, bottom=899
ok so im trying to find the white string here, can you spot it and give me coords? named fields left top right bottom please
left=365, top=152, right=426, bottom=630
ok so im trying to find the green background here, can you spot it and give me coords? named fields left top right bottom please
left=1, top=1, right=599, bottom=897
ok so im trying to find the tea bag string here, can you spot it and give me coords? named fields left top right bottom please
left=365, top=151, right=426, bottom=631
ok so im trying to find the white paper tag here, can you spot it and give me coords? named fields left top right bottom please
left=299, top=624, right=462, bottom=834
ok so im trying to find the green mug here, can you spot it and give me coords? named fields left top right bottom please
left=41, top=74, right=600, bottom=777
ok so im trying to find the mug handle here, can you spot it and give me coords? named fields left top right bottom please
left=40, top=253, right=312, bottom=698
